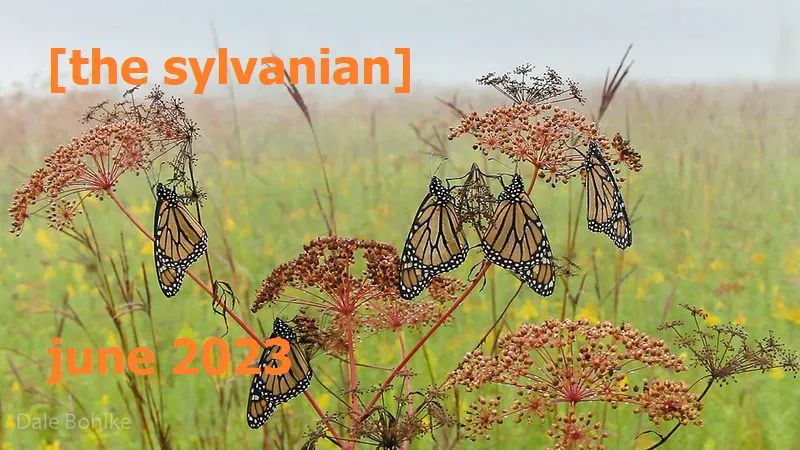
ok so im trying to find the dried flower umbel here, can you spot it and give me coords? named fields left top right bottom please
left=84, top=86, right=205, bottom=206
left=636, top=304, right=800, bottom=449
left=358, top=390, right=454, bottom=449
left=9, top=121, right=150, bottom=235
left=660, top=303, right=799, bottom=384
left=304, top=387, right=456, bottom=450
left=450, top=319, right=702, bottom=446
left=8, top=86, right=196, bottom=235
left=477, top=64, right=584, bottom=106
left=447, top=163, right=501, bottom=237
left=447, top=92, right=642, bottom=189
left=448, top=103, right=600, bottom=186
left=253, top=236, right=466, bottom=356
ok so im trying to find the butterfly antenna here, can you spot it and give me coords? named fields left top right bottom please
left=487, top=158, right=523, bottom=189
left=478, top=274, right=488, bottom=293
left=486, top=157, right=513, bottom=171
left=566, top=141, right=586, bottom=157
left=466, top=259, right=485, bottom=281
left=275, top=301, right=294, bottom=322
left=486, top=157, right=516, bottom=179
left=446, top=161, right=505, bottom=189
left=149, top=161, right=171, bottom=197
left=470, top=281, right=524, bottom=353
left=429, top=154, right=450, bottom=178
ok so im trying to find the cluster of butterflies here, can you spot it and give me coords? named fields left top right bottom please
left=151, top=184, right=313, bottom=429
left=149, top=139, right=630, bottom=429
left=398, top=140, right=632, bottom=300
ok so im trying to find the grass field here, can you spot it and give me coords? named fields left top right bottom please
left=1, top=80, right=799, bottom=450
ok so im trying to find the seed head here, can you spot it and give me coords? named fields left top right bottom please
left=477, top=64, right=584, bottom=106
left=450, top=319, right=701, bottom=444
left=448, top=103, right=599, bottom=184
left=253, top=236, right=466, bottom=356
left=660, top=303, right=799, bottom=384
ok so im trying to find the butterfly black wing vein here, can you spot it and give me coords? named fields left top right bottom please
left=398, top=176, right=469, bottom=299
left=584, top=141, right=632, bottom=250
left=480, top=174, right=556, bottom=297
left=153, top=183, right=208, bottom=297
left=247, top=318, right=313, bottom=429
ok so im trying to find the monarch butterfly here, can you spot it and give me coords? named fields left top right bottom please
left=583, top=141, right=632, bottom=249
left=399, top=176, right=469, bottom=299
left=153, top=183, right=208, bottom=297
left=247, top=318, right=313, bottom=429
left=481, top=173, right=556, bottom=297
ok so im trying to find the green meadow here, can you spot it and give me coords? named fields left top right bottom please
left=1, top=81, right=799, bottom=449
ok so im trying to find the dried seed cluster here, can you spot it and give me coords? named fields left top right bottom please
left=450, top=319, right=702, bottom=444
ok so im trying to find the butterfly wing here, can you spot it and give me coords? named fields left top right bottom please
left=398, top=265, right=437, bottom=300
left=246, top=391, right=277, bottom=429
left=585, top=141, right=632, bottom=250
left=481, top=174, right=556, bottom=297
left=153, top=183, right=208, bottom=297
left=399, top=177, right=469, bottom=299
left=155, top=265, right=188, bottom=298
left=246, top=318, right=313, bottom=429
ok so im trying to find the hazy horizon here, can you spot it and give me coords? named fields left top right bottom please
left=2, top=0, right=799, bottom=99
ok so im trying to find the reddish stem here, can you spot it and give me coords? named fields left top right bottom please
left=397, top=330, right=412, bottom=450
left=105, top=188, right=344, bottom=445
left=359, top=262, right=490, bottom=419
left=303, top=390, right=344, bottom=443
left=344, top=314, right=360, bottom=417
left=361, top=167, right=540, bottom=420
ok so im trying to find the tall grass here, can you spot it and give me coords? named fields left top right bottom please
left=1, top=79, right=799, bottom=449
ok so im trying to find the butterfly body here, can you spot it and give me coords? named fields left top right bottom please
left=247, top=318, right=313, bottom=429
left=398, top=176, right=469, bottom=299
left=481, top=174, right=556, bottom=297
left=153, top=183, right=208, bottom=297
left=584, top=141, right=632, bottom=250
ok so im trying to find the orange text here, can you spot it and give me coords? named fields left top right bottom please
left=49, top=47, right=411, bottom=94
left=46, top=337, right=289, bottom=384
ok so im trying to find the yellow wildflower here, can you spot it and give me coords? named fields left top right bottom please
left=751, top=253, right=766, bottom=264
left=224, top=217, right=236, bottom=231
left=651, top=271, right=665, bottom=283
left=576, top=303, right=599, bottom=323
left=517, top=299, right=539, bottom=320
left=705, top=315, right=721, bottom=326
left=35, top=229, right=56, bottom=255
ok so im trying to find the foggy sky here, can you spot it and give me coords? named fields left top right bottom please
left=1, top=0, right=798, bottom=97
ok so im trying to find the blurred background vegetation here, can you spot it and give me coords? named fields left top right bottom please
left=1, top=75, right=799, bottom=449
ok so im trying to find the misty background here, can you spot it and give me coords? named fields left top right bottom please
left=1, top=0, right=799, bottom=99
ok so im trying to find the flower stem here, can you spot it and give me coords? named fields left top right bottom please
left=303, top=391, right=344, bottom=443
left=359, top=262, right=491, bottom=419
left=105, top=188, right=343, bottom=445
left=344, top=314, right=359, bottom=417
left=361, top=168, right=540, bottom=420
left=397, top=330, right=413, bottom=450
left=106, top=188, right=262, bottom=342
